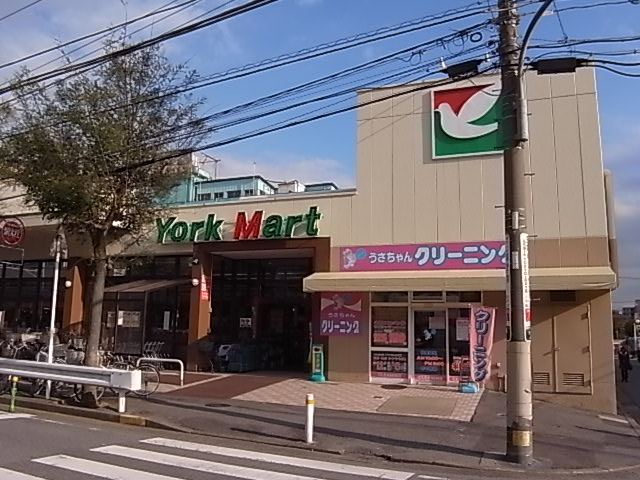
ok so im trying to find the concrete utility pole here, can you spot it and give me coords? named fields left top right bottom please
left=497, top=0, right=533, bottom=464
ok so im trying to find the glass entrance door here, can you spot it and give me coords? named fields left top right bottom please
left=447, top=308, right=471, bottom=383
left=413, top=309, right=447, bottom=383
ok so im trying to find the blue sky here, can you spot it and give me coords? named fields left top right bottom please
left=0, top=0, right=639, bottom=305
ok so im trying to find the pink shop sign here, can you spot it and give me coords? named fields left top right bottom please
left=340, top=242, right=506, bottom=272
left=320, top=292, right=362, bottom=336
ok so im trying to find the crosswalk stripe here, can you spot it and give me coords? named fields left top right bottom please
left=33, top=455, right=184, bottom=480
left=0, top=467, right=47, bottom=479
left=0, top=413, right=33, bottom=420
left=141, top=437, right=413, bottom=480
left=94, top=445, right=328, bottom=480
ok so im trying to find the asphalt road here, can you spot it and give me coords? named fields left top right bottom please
left=0, top=409, right=638, bottom=480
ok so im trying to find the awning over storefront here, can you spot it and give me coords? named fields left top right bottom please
left=303, top=266, right=616, bottom=292
left=104, top=278, right=189, bottom=294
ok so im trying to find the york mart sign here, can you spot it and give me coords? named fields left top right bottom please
left=156, top=206, right=321, bottom=243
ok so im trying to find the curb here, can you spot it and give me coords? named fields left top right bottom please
left=0, top=396, right=177, bottom=431
left=3, top=396, right=640, bottom=476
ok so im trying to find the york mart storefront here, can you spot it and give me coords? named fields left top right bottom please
left=0, top=69, right=620, bottom=414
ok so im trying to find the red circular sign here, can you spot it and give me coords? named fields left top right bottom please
left=0, top=217, right=25, bottom=246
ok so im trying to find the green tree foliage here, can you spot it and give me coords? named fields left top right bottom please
left=0, top=42, right=208, bottom=404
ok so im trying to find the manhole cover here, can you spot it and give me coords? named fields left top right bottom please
left=380, top=385, right=407, bottom=390
left=205, top=403, right=231, bottom=408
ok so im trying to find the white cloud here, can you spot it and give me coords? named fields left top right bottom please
left=604, top=132, right=640, bottom=307
left=204, top=151, right=355, bottom=188
left=0, top=0, right=238, bottom=83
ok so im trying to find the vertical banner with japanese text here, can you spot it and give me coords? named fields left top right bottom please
left=200, top=272, right=209, bottom=301
left=470, top=307, right=496, bottom=384
left=320, top=292, right=362, bottom=335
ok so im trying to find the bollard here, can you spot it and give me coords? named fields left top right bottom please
left=9, top=376, right=18, bottom=413
left=305, top=393, right=315, bottom=444
left=118, top=391, right=126, bottom=414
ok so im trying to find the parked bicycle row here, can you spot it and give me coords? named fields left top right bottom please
left=0, top=336, right=161, bottom=401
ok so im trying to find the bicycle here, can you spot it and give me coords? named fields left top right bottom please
left=100, top=352, right=161, bottom=397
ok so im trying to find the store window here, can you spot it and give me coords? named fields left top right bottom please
left=413, top=310, right=447, bottom=381
left=371, top=306, right=408, bottom=347
left=371, top=291, right=408, bottom=303
left=4, top=262, right=21, bottom=278
left=196, top=193, right=211, bottom=201
left=370, top=305, right=409, bottom=380
left=412, top=291, right=445, bottom=302
left=448, top=308, right=471, bottom=378
left=445, top=291, right=482, bottom=303
left=371, top=351, right=408, bottom=379
left=227, top=190, right=241, bottom=198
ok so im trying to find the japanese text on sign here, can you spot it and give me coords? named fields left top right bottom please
left=321, top=319, right=360, bottom=335
left=371, top=352, right=408, bottom=378
left=320, top=292, right=363, bottom=336
left=470, top=307, right=496, bottom=383
left=341, top=242, right=506, bottom=271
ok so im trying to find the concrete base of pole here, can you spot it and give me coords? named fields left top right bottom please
left=506, top=340, right=533, bottom=463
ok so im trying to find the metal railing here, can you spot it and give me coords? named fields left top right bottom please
left=0, top=358, right=141, bottom=413
left=136, top=357, right=184, bottom=386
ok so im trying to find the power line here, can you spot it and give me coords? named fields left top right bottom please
left=1, top=1, right=494, bottom=107
left=115, top=65, right=497, bottom=174
left=531, top=34, right=640, bottom=51
left=0, top=0, right=43, bottom=23
left=552, top=0, right=569, bottom=41
left=0, top=0, right=208, bottom=111
left=0, top=0, right=198, bottom=72
left=0, top=64, right=494, bottom=205
left=595, top=64, right=640, bottom=76
left=0, top=0, right=280, bottom=97
left=0, top=19, right=492, bottom=141
left=159, top=44, right=493, bottom=145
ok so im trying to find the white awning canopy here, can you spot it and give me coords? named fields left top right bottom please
left=303, top=267, right=616, bottom=292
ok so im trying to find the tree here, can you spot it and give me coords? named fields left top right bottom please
left=0, top=41, right=208, bottom=405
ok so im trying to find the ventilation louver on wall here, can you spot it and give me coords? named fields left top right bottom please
left=533, top=372, right=551, bottom=386
left=562, top=372, right=585, bottom=387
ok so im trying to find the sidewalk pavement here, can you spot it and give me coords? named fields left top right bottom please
left=616, top=356, right=640, bottom=426
left=103, top=373, right=640, bottom=474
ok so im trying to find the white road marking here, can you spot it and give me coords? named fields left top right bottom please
left=0, top=413, right=33, bottom=420
left=418, top=475, right=449, bottom=480
left=142, top=437, right=413, bottom=480
left=598, top=414, right=629, bottom=424
left=33, top=455, right=183, bottom=480
left=95, top=445, right=330, bottom=480
left=0, top=467, right=47, bottom=479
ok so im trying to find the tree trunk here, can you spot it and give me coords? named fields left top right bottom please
left=81, top=238, right=108, bottom=407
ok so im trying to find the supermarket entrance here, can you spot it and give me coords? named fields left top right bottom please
left=209, top=250, right=314, bottom=372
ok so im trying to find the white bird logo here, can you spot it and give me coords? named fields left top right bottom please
left=436, top=85, right=500, bottom=140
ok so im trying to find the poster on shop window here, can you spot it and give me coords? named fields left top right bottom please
left=320, top=292, right=362, bottom=336
left=470, top=307, right=496, bottom=384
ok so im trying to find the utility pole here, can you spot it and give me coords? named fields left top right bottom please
left=498, top=0, right=533, bottom=464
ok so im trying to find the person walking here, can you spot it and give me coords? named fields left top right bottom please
left=619, top=345, right=632, bottom=383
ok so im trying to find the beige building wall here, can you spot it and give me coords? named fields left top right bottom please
left=353, top=69, right=609, bottom=264
left=0, top=68, right=616, bottom=413
left=3, top=68, right=610, bottom=262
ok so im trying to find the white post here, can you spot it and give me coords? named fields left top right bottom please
left=118, top=391, right=126, bottom=414
left=634, top=317, right=640, bottom=357
left=45, top=233, right=62, bottom=400
left=305, top=393, right=314, bottom=444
